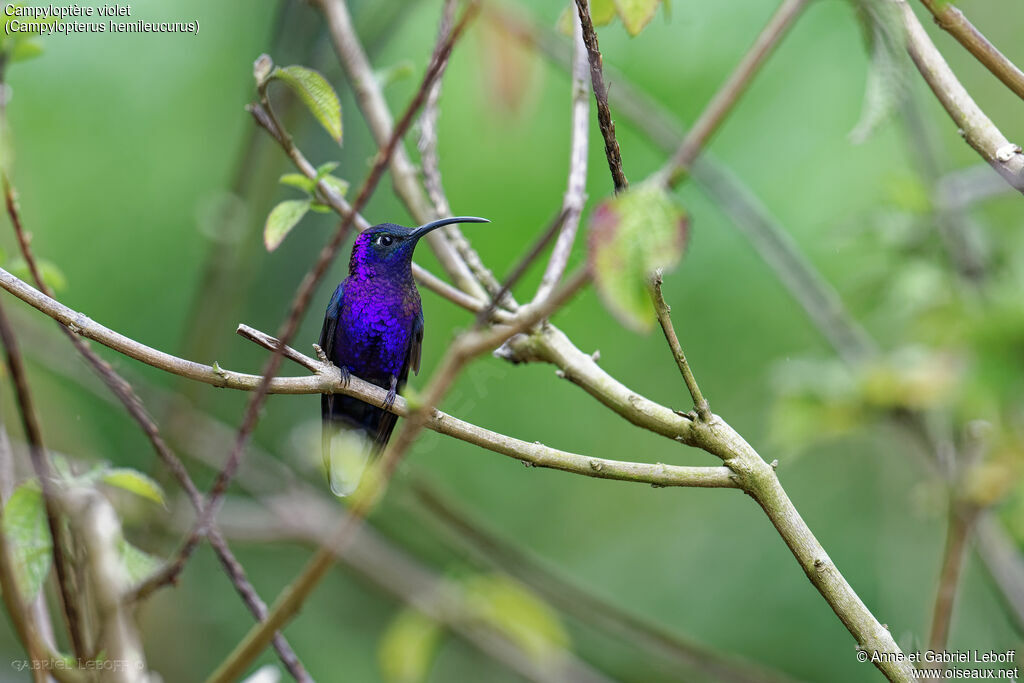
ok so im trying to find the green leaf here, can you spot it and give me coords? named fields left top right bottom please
left=374, top=61, right=415, bottom=90
left=264, top=199, right=311, bottom=252
left=378, top=608, right=442, bottom=683
left=9, top=257, right=67, bottom=292
left=557, top=0, right=617, bottom=35
left=319, top=174, right=349, bottom=199
left=118, top=539, right=162, bottom=585
left=2, top=482, right=52, bottom=601
left=10, top=39, right=43, bottom=62
left=278, top=173, right=315, bottom=194
left=462, top=574, right=569, bottom=662
left=588, top=182, right=690, bottom=332
left=614, top=0, right=662, bottom=36
left=101, top=468, right=166, bottom=505
left=314, top=161, right=339, bottom=180
left=270, top=66, right=343, bottom=144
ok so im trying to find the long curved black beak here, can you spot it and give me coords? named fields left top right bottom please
left=411, top=216, right=489, bottom=240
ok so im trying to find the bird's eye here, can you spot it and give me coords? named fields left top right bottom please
left=376, top=234, right=394, bottom=247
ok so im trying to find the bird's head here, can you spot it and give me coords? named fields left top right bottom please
left=349, top=216, right=489, bottom=278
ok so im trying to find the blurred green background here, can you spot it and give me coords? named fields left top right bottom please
left=1, top=0, right=1022, bottom=680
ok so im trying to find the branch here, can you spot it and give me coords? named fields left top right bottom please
left=918, top=0, right=1024, bottom=101
left=0, top=476, right=85, bottom=683
left=573, top=0, right=627, bottom=193
left=315, top=0, right=489, bottom=300
left=0, top=300, right=86, bottom=658
left=656, top=0, right=810, bottom=187
left=61, top=487, right=148, bottom=683
left=3, top=177, right=311, bottom=681
left=533, top=9, right=590, bottom=304
left=928, top=501, right=979, bottom=658
left=650, top=272, right=710, bottom=421
left=417, top=0, right=457, bottom=217
left=895, top=0, right=1024, bottom=193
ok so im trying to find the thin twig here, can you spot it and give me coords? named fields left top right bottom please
left=475, top=208, right=568, bottom=327
left=176, top=3, right=481, bottom=592
left=3, top=178, right=311, bottom=681
left=533, top=9, right=590, bottom=304
left=928, top=501, right=980, bottom=658
left=656, top=0, right=811, bottom=187
left=895, top=0, right=1024, bottom=192
left=918, top=0, right=1024, bottom=102
left=650, top=271, right=710, bottom=421
left=417, top=0, right=457, bottom=216
left=574, top=0, right=627, bottom=193
left=0, top=300, right=86, bottom=659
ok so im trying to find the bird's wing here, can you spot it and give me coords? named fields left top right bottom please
left=320, top=282, right=345, bottom=486
left=319, top=281, right=345, bottom=362
left=409, top=310, right=424, bottom=376
left=369, top=312, right=423, bottom=454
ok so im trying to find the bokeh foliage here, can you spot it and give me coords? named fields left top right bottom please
left=0, top=0, right=1021, bottom=680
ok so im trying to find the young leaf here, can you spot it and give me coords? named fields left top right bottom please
left=614, top=0, right=662, bottom=36
left=279, top=173, right=315, bottom=194
left=101, top=468, right=166, bottom=505
left=462, top=574, right=569, bottom=661
left=10, top=257, right=67, bottom=292
left=11, top=39, right=44, bottom=63
left=117, top=538, right=162, bottom=584
left=270, top=66, right=343, bottom=144
left=314, top=161, right=339, bottom=180
left=378, top=608, right=442, bottom=683
left=373, top=61, right=415, bottom=90
left=848, top=0, right=909, bottom=143
left=588, top=182, right=690, bottom=332
left=264, top=199, right=311, bottom=252
left=557, top=0, right=616, bottom=35
left=2, top=482, right=52, bottom=601
left=319, top=174, right=349, bottom=199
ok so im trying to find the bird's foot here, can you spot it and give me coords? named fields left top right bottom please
left=382, top=375, right=397, bottom=411
left=339, top=365, right=351, bottom=388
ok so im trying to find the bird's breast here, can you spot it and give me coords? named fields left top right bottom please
left=335, top=282, right=420, bottom=381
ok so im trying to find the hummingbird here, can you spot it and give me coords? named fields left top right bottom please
left=319, top=216, right=489, bottom=495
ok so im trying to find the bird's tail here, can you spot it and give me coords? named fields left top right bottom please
left=321, top=395, right=376, bottom=497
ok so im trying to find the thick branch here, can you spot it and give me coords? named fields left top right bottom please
left=4, top=177, right=310, bottom=680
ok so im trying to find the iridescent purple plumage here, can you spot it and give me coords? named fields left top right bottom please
left=318, top=217, right=489, bottom=495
